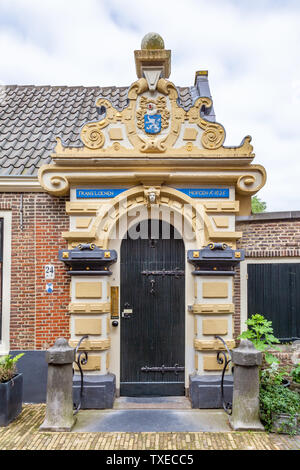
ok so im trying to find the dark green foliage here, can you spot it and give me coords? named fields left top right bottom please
left=292, top=364, right=300, bottom=384
left=259, top=384, right=300, bottom=434
left=260, top=363, right=289, bottom=385
left=260, top=363, right=300, bottom=435
left=238, top=314, right=280, bottom=364
left=251, top=196, right=267, bottom=213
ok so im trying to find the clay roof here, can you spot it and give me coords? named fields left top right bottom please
left=0, top=81, right=215, bottom=176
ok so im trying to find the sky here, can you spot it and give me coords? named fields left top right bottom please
left=0, top=0, right=299, bottom=211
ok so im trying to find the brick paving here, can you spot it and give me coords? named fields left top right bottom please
left=0, top=404, right=299, bottom=450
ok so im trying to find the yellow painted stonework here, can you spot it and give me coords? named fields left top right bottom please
left=203, top=201, right=240, bottom=212
left=212, top=216, right=229, bottom=228
left=75, top=282, right=102, bottom=299
left=75, top=217, right=92, bottom=229
left=109, top=128, right=123, bottom=140
left=202, top=282, right=228, bottom=299
left=194, top=317, right=198, bottom=335
left=69, top=338, right=110, bottom=351
left=203, top=355, right=229, bottom=371
left=192, top=304, right=234, bottom=315
left=183, top=128, right=198, bottom=141
left=202, top=318, right=228, bottom=335
left=66, top=202, right=99, bottom=215
left=74, top=318, right=102, bottom=335
left=194, top=339, right=235, bottom=351
left=194, top=354, right=199, bottom=371
left=68, top=302, right=110, bottom=314
left=194, top=281, right=198, bottom=299
left=74, top=355, right=101, bottom=371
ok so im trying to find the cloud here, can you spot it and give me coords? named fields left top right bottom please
left=0, top=0, right=299, bottom=210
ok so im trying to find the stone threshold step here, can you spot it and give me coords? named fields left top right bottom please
left=72, top=409, right=231, bottom=433
left=114, top=396, right=192, bottom=409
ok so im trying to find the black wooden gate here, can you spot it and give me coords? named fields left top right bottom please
left=120, top=220, right=185, bottom=396
left=247, top=263, right=300, bottom=341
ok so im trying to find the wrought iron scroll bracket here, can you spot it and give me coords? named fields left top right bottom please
left=215, top=335, right=233, bottom=415
left=73, top=335, right=89, bottom=415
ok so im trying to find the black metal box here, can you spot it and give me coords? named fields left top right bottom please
left=59, top=243, right=117, bottom=275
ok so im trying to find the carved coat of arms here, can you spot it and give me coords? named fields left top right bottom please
left=136, top=96, right=170, bottom=135
left=144, top=114, right=161, bottom=134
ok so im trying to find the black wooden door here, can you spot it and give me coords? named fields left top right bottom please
left=247, top=263, right=300, bottom=341
left=120, top=220, right=185, bottom=396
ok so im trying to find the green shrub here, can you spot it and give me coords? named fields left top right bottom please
left=291, top=364, right=300, bottom=384
left=0, top=354, right=24, bottom=383
left=238, top=314, right=280, bottom=364
left=259, top=384, right=300, bottom=435
left=260, top=363, right=289, bottom=386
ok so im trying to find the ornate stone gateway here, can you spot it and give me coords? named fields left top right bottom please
left=39, top=33, right=266, bottom=407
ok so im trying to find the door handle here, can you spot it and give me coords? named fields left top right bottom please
left=122, top=303, right=133, bottom=319
left=122, top=308, right=133, bottom=319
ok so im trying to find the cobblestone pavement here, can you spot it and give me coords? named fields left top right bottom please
left=0, top=405, right=299, bottom=450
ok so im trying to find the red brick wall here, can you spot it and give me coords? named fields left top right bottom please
left=237, top=218, right=300, bottom=256
left=0, top=193, right=69, bottom=350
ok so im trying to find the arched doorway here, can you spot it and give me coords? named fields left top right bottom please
left=120, top=219, right=185, bottom=396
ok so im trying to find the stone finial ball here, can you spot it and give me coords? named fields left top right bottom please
left=141, top=33, right=165, bottom=50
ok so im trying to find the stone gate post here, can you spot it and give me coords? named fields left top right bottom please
left=229, top=339, right=264, bottom=431
left=40, top=338, right=76, bottom=432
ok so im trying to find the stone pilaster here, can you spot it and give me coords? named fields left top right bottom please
left=188, top=244, right=244, bottom=408
left=229, top=339, right=264, bottom=431
left=58, top=244, right=117, bottom=408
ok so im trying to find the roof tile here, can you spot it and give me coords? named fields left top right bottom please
left=0, top=83, right=210, bottom=176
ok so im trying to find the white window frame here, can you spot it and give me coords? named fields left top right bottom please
left=240, top=257, right=300, bottom=334
left=0, top=211, right=12, bottom=355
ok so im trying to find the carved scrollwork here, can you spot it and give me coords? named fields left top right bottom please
left=201, top=123, right=225, bottom=150
left=80, top=123, right=105, bottom=149
left=127, top=78, right=148, bottom=100
left=238, top=136, right=254, bottom=155
left=95, top=98, right=121, bottom=122
left=156, top=79, right=178, bottom=99
left=236, top=171, right=266, bottom=195
left=188, top=97, right=212, bottom=123
left=188, top=97, right=225, bottom=150
left=49, top=175, right=70, bottom=195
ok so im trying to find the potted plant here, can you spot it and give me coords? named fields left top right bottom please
left=260, top=363, right=300, bottom=435
left=0, top=353, right=24, bottom=427
left=290, top=364, right=300, bottom=393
